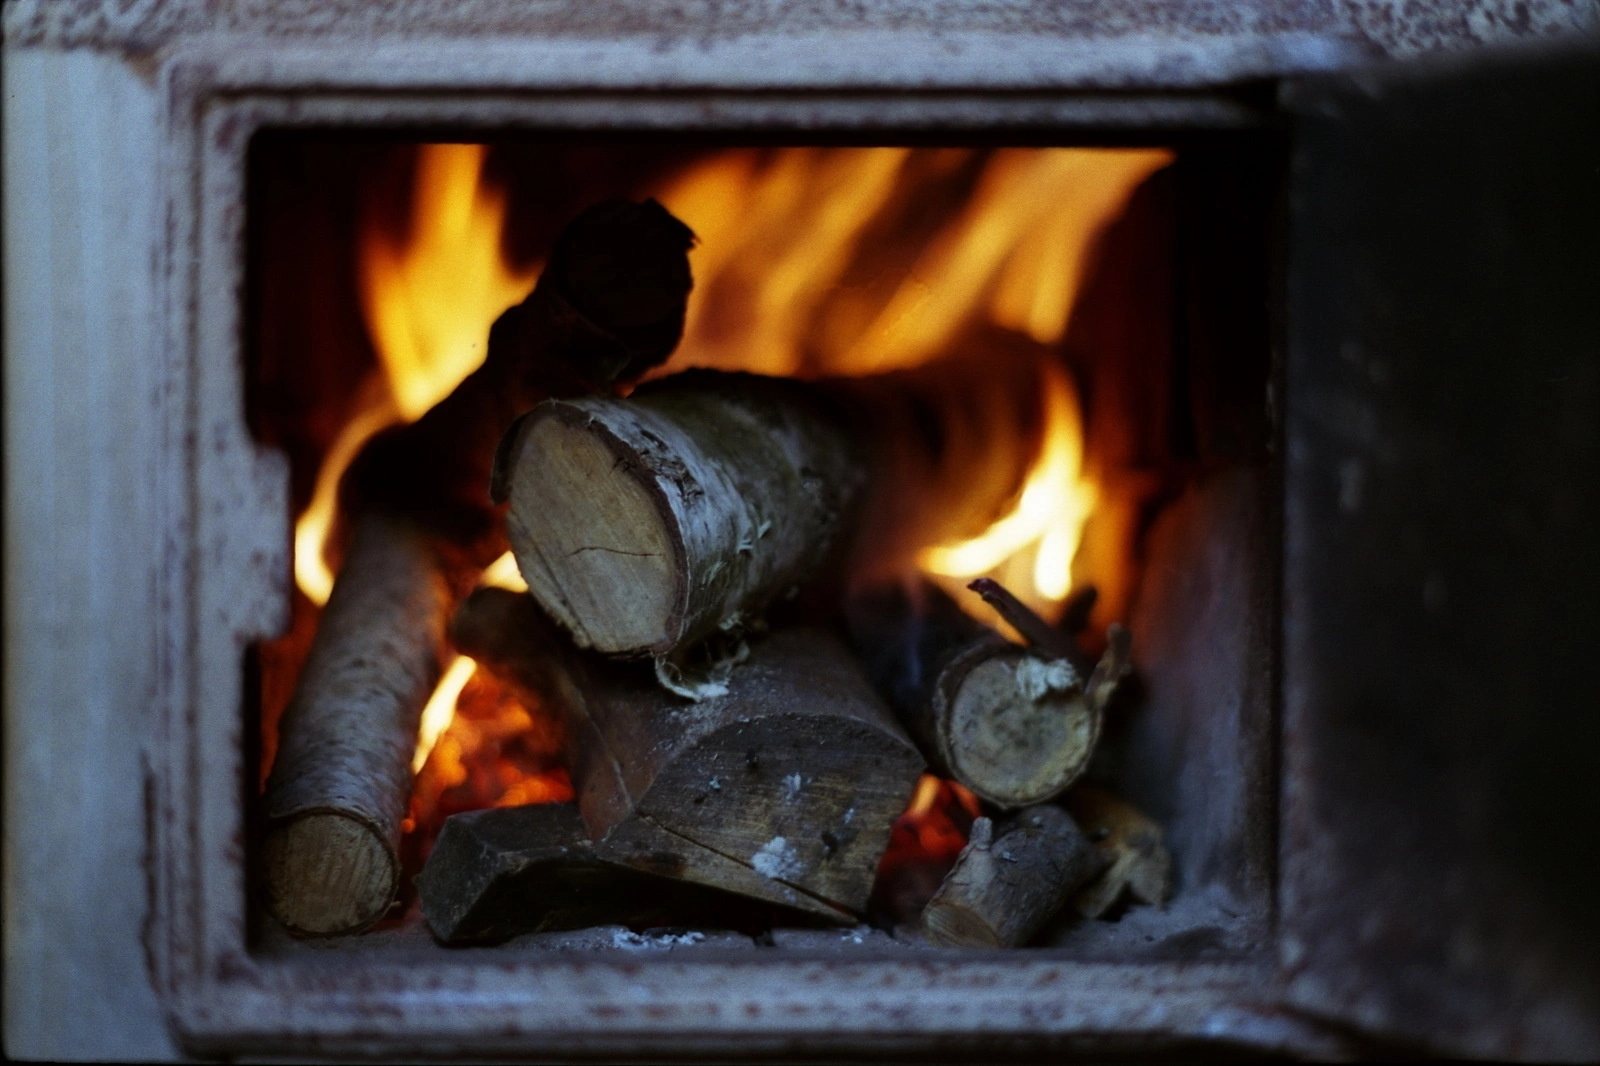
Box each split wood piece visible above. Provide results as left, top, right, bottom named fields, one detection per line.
left=846, top=580, right=1099, bottom=809
left=451, top=588, right=925, bottom=921
left=262, top=200, right=696, bottom=938
left=1064, top=784, right=1172, bottom=919
left=417, top=803, right=778, bottom=945
left=262, top=515, right=450, bottom=936
left=495, top=342, right=1053, bottom=660
left=922, top=806, right=1107, bottom=948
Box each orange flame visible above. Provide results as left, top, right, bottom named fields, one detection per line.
left=293, top=144, right=538, bottom=607
left=653, top=147, right=1170, bottom=609
left=301, top=146, right=1173, bottom=866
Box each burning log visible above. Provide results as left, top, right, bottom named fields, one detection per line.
left=262, top=200, right=696, bottom=937
left=1064, top=784, right=1173, bottom=919
left=494, top=343, right=1052, bottom=660
left=922, top=806, right=1106, bottom=948
left=846, top=579, right=1130, bottom=809
left=417, top=803, right=770, bottom=945
left=451, top=588, right=925, bottom=921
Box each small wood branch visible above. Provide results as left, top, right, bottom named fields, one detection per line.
left=922, top=806, right=1107, bottom=947
left=846, top=580, right=1100, bottom=809
left=416, top=803, right=776, bottom=945
left=967, top=577, right=1079, bottom=663
left=496, top=342, right=1055, bottom=659
left=1065, top=784, right=1172, bottom=919
left=452, top=588, right=925, bottom=921
left=261, top=200, right=695, bottom=937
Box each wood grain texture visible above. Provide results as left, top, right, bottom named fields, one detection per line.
left=923, top=806, right=1106, bottom=947
left=501, top=344, right=1055, bottom=660
left=452, top=589, right=925, bottom=919
left=262, top=515, right=450, bottom=934
left=417, top=803, right=774, bottom=944
left=500, top=370, right=863, bottom=658
left=847, top=581, right=1098, bottom=808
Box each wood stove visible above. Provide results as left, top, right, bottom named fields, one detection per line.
left=6, top=2, right=1598, bottom=1060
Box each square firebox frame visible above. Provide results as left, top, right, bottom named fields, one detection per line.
left=146, top=30, right=1309, bottom=1058
left=169, top=78, right=1295, bottom=1062
left=11, top=3, right=1597, bottom=1056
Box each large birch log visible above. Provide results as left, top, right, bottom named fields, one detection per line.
left=451, top=588, right=925, bottom=921
left=495, top=342, right=1054, bottom=659
left=261, top=200, right=695, bottom=937
left=922, top=806, right=1106, bottom=948
left=846, top=580, right=1113, bottom=809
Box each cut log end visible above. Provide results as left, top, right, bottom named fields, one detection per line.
left=922, top=805, right=1106, bottom=948
left=944, top=651, right=1096, bottom=809
left=262, top=813, right=397, bottom=936
left=504, top=410, right=681, bottom=653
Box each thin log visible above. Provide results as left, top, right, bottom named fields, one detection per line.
left=451, top=588, right=925, bottom=922
left=922, top=806, right=1107, bottom=948
left=845, top=580, right=1099, bottom=809
left=416, top=803, right=776, bottom=945
left=262, top=515, right=450, bottom=935
left=262, top=200, right=696, bottom=937
left=1065, top=784, right=1172, bottom=919
left=495, top=342, right=1054, bottom=659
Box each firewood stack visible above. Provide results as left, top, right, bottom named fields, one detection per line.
left=264, top=199, right=1172, bottom=946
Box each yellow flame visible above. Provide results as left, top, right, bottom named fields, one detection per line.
left=361, top=144, right=539, bottom=421
left=479, top=550, right=527, bottom=592
left=413, top=655, right=476, bottom=774
left=292, top=144, right=537, bottom=607
left=408, top=552, right=528, bottom=771
left=653, top=147, right=1166, bottom=606
left=906, top=774, right=943, bottom=820
left=920, top=362, right=1096, bottom=603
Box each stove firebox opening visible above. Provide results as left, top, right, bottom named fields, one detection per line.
left=245, top=137, right=1277, bottom=958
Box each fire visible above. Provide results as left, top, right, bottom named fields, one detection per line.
left=293, top=144, right=538, bottom=606
left=409, top=550, right=528, bottom=773
left=919, top=360, right=1095, bottom=605
left=654, top=147, right=1169, bottom=609
left=287, top=144, right=1173, bottom=866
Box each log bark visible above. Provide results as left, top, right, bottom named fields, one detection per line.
left=261, top=199, right=696, bottom=937
left=1064, top=784, right=1172, bottom=919
left=416, top=803, right=777, bottom=945
left=846, top=580, right=1101, bottom=809
left=922, top=806, right=1107, bottom=947
left=495, top=342, right=1054, bottom=659
left=451, top=588, right=925, bottom=921
left=262, top=515, right=450, bottom=935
